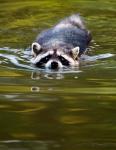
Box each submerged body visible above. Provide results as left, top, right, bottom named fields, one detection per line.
left=31, top=14, right=91, bottom=69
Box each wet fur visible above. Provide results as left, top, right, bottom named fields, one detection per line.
left=31, top=14, right=92, bottom=68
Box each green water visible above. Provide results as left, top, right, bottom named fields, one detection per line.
left=0, top=0, right=116, bottom=150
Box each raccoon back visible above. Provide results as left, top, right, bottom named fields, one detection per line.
left=36, top=14, right=91, bottom=55
left=55, top=14, right=85, bottom=30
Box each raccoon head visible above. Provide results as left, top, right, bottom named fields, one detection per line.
left=31, top=42, right=80, bottom=69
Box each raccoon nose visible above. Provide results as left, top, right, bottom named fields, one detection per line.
left=51, top=61, right=58, bottom=69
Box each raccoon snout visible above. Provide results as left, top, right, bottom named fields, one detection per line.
left=51, top=61, right=58, bottom=69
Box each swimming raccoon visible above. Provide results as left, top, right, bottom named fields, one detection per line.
left=31, top=14, right=91, bottom=69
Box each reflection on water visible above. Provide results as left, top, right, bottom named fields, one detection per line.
left=0, top=140, right=60, bottom=150
left=0, top=0, right=116, bottom=150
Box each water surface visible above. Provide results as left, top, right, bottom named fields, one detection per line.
left=0, top=0, right=116, bottom=150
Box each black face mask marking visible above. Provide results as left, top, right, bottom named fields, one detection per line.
left=58, top=56, right=69, bottom=66
left=35, top=55, right=52, bottom=68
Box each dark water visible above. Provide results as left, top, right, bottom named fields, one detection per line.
left=0, top=0, right=116, bottom=150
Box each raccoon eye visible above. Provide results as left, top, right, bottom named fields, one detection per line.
left=45, top=56, right=50, bottom=61
left=40, top=55, right=52, bottom=64
left=58, top=56, right=69, bottom=66
left=35, top=55, right=52, bottom=68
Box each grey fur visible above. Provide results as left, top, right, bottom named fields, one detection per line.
left=31, top=14, right=92, bottom=69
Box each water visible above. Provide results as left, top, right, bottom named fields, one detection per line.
left=0, top=0, right=116, bottom=149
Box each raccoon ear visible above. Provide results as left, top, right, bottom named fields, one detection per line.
left=72, top=46, right=80, bottom=60
left=31, top=42, right=41, bottom=56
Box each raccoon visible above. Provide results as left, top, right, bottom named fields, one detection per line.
left=31, top=14, right=91, bottom=69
